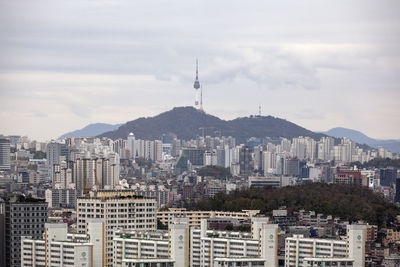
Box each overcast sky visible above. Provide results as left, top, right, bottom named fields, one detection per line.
left=0, top=0, right=399, bottom=141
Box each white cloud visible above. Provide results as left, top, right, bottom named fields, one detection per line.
left=0, top=0, right=399, bottom=140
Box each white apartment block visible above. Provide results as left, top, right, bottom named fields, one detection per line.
left=112, top=218, right=189, bottom=267
left=20, top=223, right=99, bottom=267
left=285, top=224, right=366, bottom=267
left=190, top=217, right=278, bottom=267
left=157, top=208, right=259, bottom=227
left=77, top=191, right=157, bottom=267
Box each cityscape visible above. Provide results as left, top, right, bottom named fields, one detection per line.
left=1, top=1, right=400, bottom=267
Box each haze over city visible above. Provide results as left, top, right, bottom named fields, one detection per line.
left=0, top=1, right=399, bottom=141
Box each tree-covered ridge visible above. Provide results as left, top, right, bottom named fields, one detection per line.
left=197, top=165, right=231, bottom=179
left=352, top=158, right=400, bottom=169
left=195, top=183, right=399, bottom=228
left=99, top=106, right=328, bottom=143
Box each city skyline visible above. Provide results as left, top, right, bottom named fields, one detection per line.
left=1, top=0, right=399, bottom=141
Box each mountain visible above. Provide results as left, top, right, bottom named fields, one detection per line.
left=58, top=123, right=122, bottom=140
left=99, top=106, right=327, bottom=143
left=323, top=127, right=400, bottom=153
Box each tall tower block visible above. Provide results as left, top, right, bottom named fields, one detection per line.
left=193, top=59, right=201, bottom=109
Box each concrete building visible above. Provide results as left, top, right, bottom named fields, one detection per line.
left=76, top=190, right=157, bottom=267
left=157, top=208, right=259, bottom=227
left=285, top=224, right=366, bottom=267
left=131, top=184, right=170, bottom=207
left=46, top=141, right=68, bottom=179
left=45, top=188, right=77, bottom=208
left=190, top=217, right=278, bottom=267
left=112, top=218, right=189, bottom=267
left=0, top=138, right=11, bottom=170
left=20, top=222, right=101, bottom=267
left=0, top=196, right=48, bottom=267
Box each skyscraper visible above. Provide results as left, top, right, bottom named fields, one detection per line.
left=0, top=138, right=10, bottom=170
left=46, top=141, right=68, bottom=179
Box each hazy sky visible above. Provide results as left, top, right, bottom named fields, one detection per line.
left=0, top=0, right=399, bottom=141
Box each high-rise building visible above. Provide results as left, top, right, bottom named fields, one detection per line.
left=182, top=148, right=205, bottom=167
left=0, top=195, right=48, bottom=267
left=380, top=168, right=398, bottom=187
left=284, top=158, right=299, bottom=176
left=74, top=153, right=120, bottom=195
left=76, top=190, right=157, bottom=267
left=396, top=178, right=400, bottom=203
left=46, top=141, right=68, bottom=179
left=0, top=138, right=11, bottom=170
left=239, top=146, right=253, bottom=176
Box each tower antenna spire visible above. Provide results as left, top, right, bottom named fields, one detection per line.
left=200, top=84, right=203, bottom=111
left=196, top=59, right=199, bottom=80
left=193, top=59, right=201, bottom=109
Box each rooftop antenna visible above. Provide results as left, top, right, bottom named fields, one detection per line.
left=259, top=104, right=261, bottom=116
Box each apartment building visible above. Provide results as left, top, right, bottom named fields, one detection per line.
left=76, top=190, right=157, bottom=267
left=190, top=217, right=278, bottom=267
left=112, top=218, right=189, bottom=267
left=0, top=196, right=48, bottom=267
left=285, top=224, right=366, bottom=267
left=20, top=222, right=100, bottom=267
left=158, top=208, right=259, bottom=227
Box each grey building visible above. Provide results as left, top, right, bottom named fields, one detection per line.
left=239, top=146, right=253, bottom=176
left=0, top=195, right=48, bottom=267
left=0, top=138, right=11, bottom=170
left=182, top=147, right=205, bottom=166
left=284, top=158, right=300, bottom=176
left=46, top=141, right=68, bottom=180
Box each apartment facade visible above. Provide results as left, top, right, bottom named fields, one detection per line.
left=1, top=197, right=48, bottom=267
left=285, top=224, right=366, bottom=267
left=76, top=191, right=157, bottom=267
left=112, top=218, right=189, bottom=267
left=190, top=217, right=278, bottom=267
left=20, top=223, right=97, bottom=267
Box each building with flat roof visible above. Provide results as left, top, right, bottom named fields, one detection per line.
left=0, top=196, right=48, bottom=267
left=285, top=224, right=366, bottom=267
left=113, top=218, right=189, bottom=267
left=157, top=208, right=259, bottom=227
left=190, top=217, right=278, bottom=267
left=77, top=190, right=157, bottom=267
left=20, top=222, right=103, bottom=267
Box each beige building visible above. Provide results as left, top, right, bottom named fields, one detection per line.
left=77, top=190, right=157, bottom=267
left=21, top=223, right=98, bottom=267
left=157, top=208, right=259, bottom=227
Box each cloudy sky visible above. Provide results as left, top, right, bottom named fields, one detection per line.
left=0, top=0, right=399, bottom=141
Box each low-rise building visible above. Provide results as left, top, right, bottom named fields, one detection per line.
left=157, top=208, right=259, bottom=227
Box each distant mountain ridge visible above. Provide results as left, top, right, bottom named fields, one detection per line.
left=323, top=127, right=400, bottom=153
left=98, top=106, right=328, bottom=143
left=58, top=123, right=121, bottom=140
